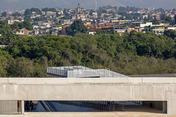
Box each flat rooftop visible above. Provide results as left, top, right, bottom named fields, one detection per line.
left=47, top=66, right=129, bottom=78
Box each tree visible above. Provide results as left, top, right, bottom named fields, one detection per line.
left=165, top=16, right=172, bottom=23
left=6, top=57, right=34, bottom=77
left=30, top=8, right=42, bottom=15
left=160, top=14, right=166, bottom=20
left=11, top=21, right=33, bottom=31
left=174, top=15, right=176, bottom=24
left=42, top=8, right=56, bottom=12
left=25, top=8, right=42, bottom=16
left=164, top=30, right=176, bottom=39
left=24, top=9, right=31, bottom=16
left=2, top=12, right=7, bottom=17
left=23, top=21, right=33, bottom=30
left=151, top=19, right=160, bottom=24
left=24, top=16, right=32, bottom=22
left=0, top=56, right=8, bottom=76
left=10, top=22, right=20, bottom=32
left=12, top=12, right=21, bottom=17
left=66, top=20, right=87, bottom=35
left=0, top=21, right=15, bottom=44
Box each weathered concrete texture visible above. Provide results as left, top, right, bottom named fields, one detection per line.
left=0, top=100, right=24, bottom=114
left=0, top=101, right=17, bottom=114
left=0, top=78, right=176, bottom=115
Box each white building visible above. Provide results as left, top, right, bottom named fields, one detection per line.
left=140, top=22, right=153, bottom=28
left=167, top=26, right=176, bottom=31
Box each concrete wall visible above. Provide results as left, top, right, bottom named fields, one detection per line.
left=0, top=78, right=176, bottom=114
left=0, top=101, right=17, bottom=113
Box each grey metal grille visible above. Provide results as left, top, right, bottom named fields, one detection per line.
left=47, top=66, right=129, bottom=78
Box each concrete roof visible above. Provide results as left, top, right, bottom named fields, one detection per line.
left=47, top=66, right=129, bottom=78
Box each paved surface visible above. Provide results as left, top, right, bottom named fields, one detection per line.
left=0, top=112, right=172, bottom=117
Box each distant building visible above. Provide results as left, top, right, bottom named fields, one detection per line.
left=114, top=26, right=127, bottom=35
left=127, top=27, right=139, bottom=34
left=166, top=26, right=176, bottom=31
left=76, top=3, right=81, bottom=14
left=16, top=28, right=29, bottom=35
left=132, top=22, right=142, bottom=27
left=151, top=26, right=165, bottom=35
left=87, top=28, right=102, bottom=35
left=47, top=66, right=129, bottom=78
left=140, top=22, right=153, bottom=28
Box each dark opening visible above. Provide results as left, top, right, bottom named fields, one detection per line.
left=24, top=101, right=167, bottom=114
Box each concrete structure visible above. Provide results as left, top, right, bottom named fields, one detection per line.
left=151, top=26, right=165, bottom=35
left=167, top=26, right=176, bottom=31
left=47, top=66, right=128, bottom=78
left=114, top=26, right=127, bottom=35
left=16, top=28, right=29, bottom=35
left=0, top=78, right=176, bottom=115
left=140, top=22, right=153, bottom=28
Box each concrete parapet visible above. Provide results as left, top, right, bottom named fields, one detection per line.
left=0, top=78, right=176, bottom=114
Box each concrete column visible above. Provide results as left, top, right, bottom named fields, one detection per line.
left=167, top=99, right=176, bottom=114
left=21, top=101, right=24, bottom=114
left=167, top=91, right=176, bottom=115
left=162, top=101, right=167, bottom=113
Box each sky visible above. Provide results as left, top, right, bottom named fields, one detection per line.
left=0, top=0, right=176, bottom=12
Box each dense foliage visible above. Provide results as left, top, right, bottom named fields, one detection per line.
left=42, top=8, right=57, bottom=12
left=66, top=20, right=87, bottom=36
left=0, top=21, right=15, bottom=45
left=11, top=21, right=33, bottom=31
left=0, top=22, right=176, bottom=77
left=24, top=8, right=42, bottom=16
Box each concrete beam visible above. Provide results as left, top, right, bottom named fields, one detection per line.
left=0, top=78, right=175, bottom=114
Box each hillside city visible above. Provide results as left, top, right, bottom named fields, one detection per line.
left=0, top=2, right=176, bottom=116
left=0, top=4, right=175, bottom=77
left=1, top=4, right=176, bottom=36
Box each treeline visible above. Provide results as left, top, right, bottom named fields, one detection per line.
left=0, top=22, right=176, bottom=77
left=11, top=21, right=33, bottom=31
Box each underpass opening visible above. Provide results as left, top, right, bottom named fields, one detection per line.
left=24, top=101, right=166, bottom=114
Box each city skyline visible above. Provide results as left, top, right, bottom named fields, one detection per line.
left=1, top=0, right=176, bottom=12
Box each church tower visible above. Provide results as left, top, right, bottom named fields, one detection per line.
left=77, top=3, right=81, bottom=14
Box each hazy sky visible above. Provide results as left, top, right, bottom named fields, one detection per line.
left=0, top=0, right=176, bottom=12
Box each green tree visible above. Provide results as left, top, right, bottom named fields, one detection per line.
left=10, top=22, right=20, bottom=32
left=23, top=21, right=33, bottom=30
left=164, top=30, right=176, bottom=39
left=2, top=12, right=7, bottom=17
left=42, top=8, right=56, bottom=12
left=165, top=16, right=172, bottom=23
left=24, top=16, right=32, bottom=22
left=151, top=19, right=160, bottom=24
left=66, top=20, right=87, bottom=35
left=6, top=57, right=34, bottom=77
left=174, top=15, right=176, bottom=24
left=0, top=21, right=15, bottom=44
left=24, top=9, right=31, bottom=16
left=0, top=56, right=8, bottom=76
left=11, top=21, right=33, bottom=31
